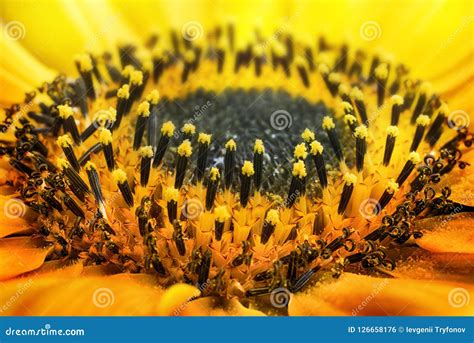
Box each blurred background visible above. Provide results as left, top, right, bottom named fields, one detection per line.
left=0, top=0, right=473, bottom=118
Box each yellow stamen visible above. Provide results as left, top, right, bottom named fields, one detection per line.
left=265, top=209, right=279, bottom=225
left=117, top=85, right=130, bottom=99
left=164, top=187, right=179, bottom=202
left=301, top=128, right=315, bottom=143
left=292, top=160, right=307, bottom=178
left=343, top=172, right=357, bottom=186
left=140, top=146, right=154, bottom=158
left=99, top=128, right=113, bottom=145
left=57, top=104, right=73, bottom=119
left=161, top=121, right=175, bottom=137
left=198, top=133, right=211, bottom=145
left=294, top=143, right=308, bottom=160
left=112, top=169, right=128, bottom=184
left=214, top=206, right=230, bottom=223
left=386, top=125, right=400, bottom=137
left=146, top=89, right=160, bottom=105
left=56, top=134, right=73, bottom=148
left=322, top=116, right=335, bottom=130
left=177, top=140, right=193, bottom=157
left=416, top=114, right=431, bottom=127
left=310, top=140, right=324, bottom=155
left=241, top=161, right=255, bottom=177
left=137, top=101, right=151, bottom=117
left=354, top=125, right=368, bottom=139
left=225, top=139, right=236, bottom=151
left=253, top=139, right=265, bottom=154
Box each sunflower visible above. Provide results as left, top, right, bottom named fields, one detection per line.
left=0, top=0, right=473, bottom=317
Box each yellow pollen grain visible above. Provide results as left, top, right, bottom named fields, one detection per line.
left=161, top=121, right=175, bottom=137
left=198, top=133, right=211, bottom=145
left=184, top=49, right=195, bottom=63
left=121, top=65, right=135, bottom=77
left=375, top=63, right=388, bottom=79
left=344, top=114, right=357, bottom=125
left=253, top=139, right=265, bottom=154
left=343, top=172, right=357, bottom=186
left=408, top=151, right=422, bottom=164
left=225, top=139, right=236, bottom=151
left=210, top=167, right=220, bottom=181
left=350, top=87, right=364, bottom=101
left=99, top=128, right=113, bottom=145
left=294, top=143, right=308, bottom=160
left=140, top=146, right=154, bottom=158
left=75, top=54, right=93, bottom=72
left=341, top=101, right=353, bottom=113
left=56, top=134, right=73, bottom=147
left=310, top=140, right=324, bottom=155
left=182, top=123, right=196, bottom=135
left=164, top=187, right=179, bottom=202
left=57, top=104, right=73, bottom=119
left=354, top=125, right=368, bottom=139
left=338, top=84, right=350, bottom=96
left=142, top=59, right=153, bottom=72
left=386, top=179, right=399, bottom=194
left=294, top=56, right=306, bottom=67
left=105, top=107, right=117, bottom=122
left=178, top=140, right=193, bottom=157
left=390, top=95, right=404, bottom=106
left=301, top=128, right=315, bottom=143
left=386, top=125, right=400, bottom=137
left=253, top=45, right=265, bottom=57
left=328, top=72, right=341, bottom=83
left=146, top=89, right=160, bottom=105
left=265, top=209, right=279, bottom=225
left=420, top=82, right=432, bottom=94
left=117, top=85, right=130, bottom=99
left=214, top=205, right=230, bottom=223
left=84, top=161, right=97, bottom=171
left=322, top=116, right=335, bottom=130
left=292, top=160, right=307, bottom=179
left=241, top=161, right=255, bottom=176
left=318, top=63, right=329, bottom=75
left=438, top=103, right=449, bottom=116
left=416, top=115, right=431, bottom=127
left=130, top=70, right=143, bottom=85
left=272, top=42, right=286, bottom=57
left=56, top=158, right=70, bottom=170
left=112, top=169, right=128, bottom=184
left=137, top=101, right=151, bottom=117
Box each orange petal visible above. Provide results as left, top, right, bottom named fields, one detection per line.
left=0, top=273, right=164, bottom=315
left=288, top=273, right=474, bottom=316
left=0, top=196, right=34, bottom=238
left=157, top=283, right=201, bottom=315
left=181, top=297, right=266, bottom=316
left=0, top=237, right=52, bottom=281
left=415, top=213, right=474, bottom=254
